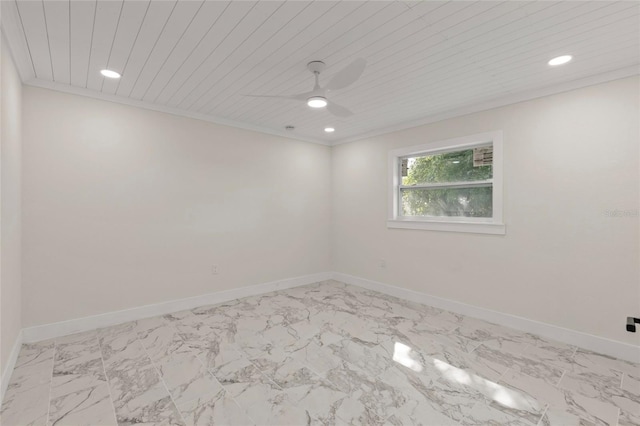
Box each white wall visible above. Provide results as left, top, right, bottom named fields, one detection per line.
left=332, top=76, right=640, bottom=346
left=1, top=39, right=23, bottom=374
left=17, top=73, right=640, bottom=349
left=22, top=86, right=331, bottom=327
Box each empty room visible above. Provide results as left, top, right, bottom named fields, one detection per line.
left=0, top=1, right=639, bottom=425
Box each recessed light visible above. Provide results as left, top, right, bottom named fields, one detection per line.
left=324, top=127, right=335, bottom=133
left=100, top=69, right=121, bottom=79
left=307, top=96, right=327, bottom=108
left=548, top=55, right=572, bottom=66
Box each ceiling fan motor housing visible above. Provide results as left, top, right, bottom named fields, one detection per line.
left=307, top=61, right=326, bottom=73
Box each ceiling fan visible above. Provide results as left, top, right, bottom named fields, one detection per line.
left=244, top=58, right=366, bottom=117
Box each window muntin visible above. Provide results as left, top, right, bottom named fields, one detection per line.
left=399, top=146, right=493, bottom=219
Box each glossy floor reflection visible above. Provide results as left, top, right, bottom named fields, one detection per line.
left=2, top=280, right=639, bottom=425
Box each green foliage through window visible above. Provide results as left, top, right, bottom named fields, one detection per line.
left=401, top=148, right=493, bottom=218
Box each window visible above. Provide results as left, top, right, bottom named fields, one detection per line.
left=388, top=131, right=504, bottom=234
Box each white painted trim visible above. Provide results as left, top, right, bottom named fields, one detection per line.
left=336, top=66, right=640, bottom=146
left=388, top=131, right=504, bottom=234
left=1, top=330, right=23, bottom=402
left=22, top=79, right=330, bottom=147
left=16, top=272, right=639, bottom=365
left=332, top=272, right=640, bottom=364
left=22, top=272, right=332, bottom=343
left=16, top=68, right=638, bottom=149
left=387, top=220, right=505, bottom=235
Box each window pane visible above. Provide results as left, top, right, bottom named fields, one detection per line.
left=401, top=147, right=492, bottom=186
left=401, top=186, right=492, bottom=218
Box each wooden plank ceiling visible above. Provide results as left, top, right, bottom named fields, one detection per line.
left=2, top=1, right=639, bottom=144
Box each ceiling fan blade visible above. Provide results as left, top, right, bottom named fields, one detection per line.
left=243, top=94, right=298, bottom=100
left=291, top=91, right=316, bottom=101
left=325, top=58, right=366, bottom=91
left=327, top=102, right=353, bottom=117
left=243, top=91, right=315, bottom=101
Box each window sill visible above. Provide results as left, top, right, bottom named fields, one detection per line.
left=387, top=219, right=506, bottom=235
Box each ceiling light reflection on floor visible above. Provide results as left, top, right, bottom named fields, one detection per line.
left=393, top=342, right=424, bottom=372
left=392, top=343, right=538, bottom=413
left=432, top=358, right=529, bottom=410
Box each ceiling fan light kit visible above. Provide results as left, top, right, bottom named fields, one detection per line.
left=307, top=96, right=328, bottom=108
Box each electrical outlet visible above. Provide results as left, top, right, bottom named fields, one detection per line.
left=379, top=259, right=386, bottom=269
left=212, top=265, right=219, bottom=275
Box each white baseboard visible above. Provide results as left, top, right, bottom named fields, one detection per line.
left=22, top=272, right=332, bottom=343
left=18, top=271, right=639, bottom=364
left=1, top=330, right=23, bottom=401
left=333, top=272, right=640, bottom=364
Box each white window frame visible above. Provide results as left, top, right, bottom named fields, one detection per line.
left=387, top=131, right=505, bottom=235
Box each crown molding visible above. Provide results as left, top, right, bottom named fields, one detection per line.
left=18, top=66, right=640, bottom=148
left=23, top=79, right=331, bottom=147
left=334, top=66, right=640, bottom=146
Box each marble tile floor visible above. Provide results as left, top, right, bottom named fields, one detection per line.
left=1, top=280, right=639, bottom=425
